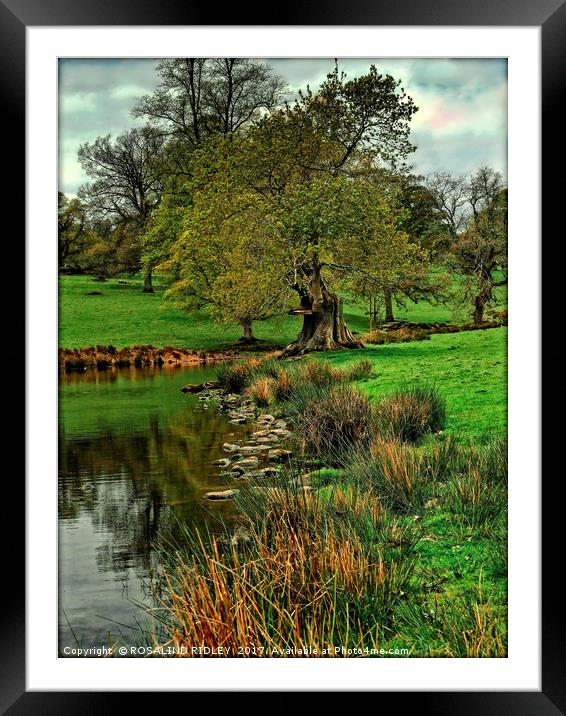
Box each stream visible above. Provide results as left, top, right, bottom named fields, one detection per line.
left=58, top=364, right=253, bottom=651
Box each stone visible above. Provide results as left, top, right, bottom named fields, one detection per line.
left=222, top=443, right=241, bottom=452
left=258, top=466, right=279, bottom=477
left=232, top=456, right=260, bottom=470
left=269, top=429, right=292, bottom=438
left=257, top=414, right=275, bottom=423
left=229, top=418, right=246, bottom=425
left=239, top=446, right=262, bottom=455
left=252, top=429, right=270, bottom=438
left=273, top=419, right=287, bottom=429
left=212, top=458, right=231, bottom=467
left=181, top=383, right=206, bottom=394
left=203, top=489, right=239, bottom=501
left=256, top=436, right=275, bottom=444
left=267, top=448, right=293, bottom=462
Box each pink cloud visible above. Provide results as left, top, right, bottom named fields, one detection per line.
left=428, top=107, right=465, bottom=129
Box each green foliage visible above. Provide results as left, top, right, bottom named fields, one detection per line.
left=156, top=64, right=423, bottom=344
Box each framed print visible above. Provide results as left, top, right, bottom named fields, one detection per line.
left=11, top=0, right=555, bottom=710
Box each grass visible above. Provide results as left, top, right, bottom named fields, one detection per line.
left=59, top=272, right=507, bottom=656
left=58, top=273, right=506, bottom=351
left=321, top=329, right=506, bottom=444
left=149, top=438, right=507, bottom=657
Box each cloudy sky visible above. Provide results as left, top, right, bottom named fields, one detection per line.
left=59, top=58, right=507, bottom=196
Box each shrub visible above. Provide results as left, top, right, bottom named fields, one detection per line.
left=294, top=385, right=376, bottom=463
left=376, top=384, right=446, bottom=444
left=348, top=437, right=435, bottom=511
left=345, top=359, right=374, bottom=381
left=363, top=327, right=431, bottom=345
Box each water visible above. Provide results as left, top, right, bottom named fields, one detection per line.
left=58, top=364, right=251, bottom=651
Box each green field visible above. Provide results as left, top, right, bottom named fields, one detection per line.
left=59, top=273, right=505, bottom=351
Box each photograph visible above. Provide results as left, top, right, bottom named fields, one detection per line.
left=57, top=56, right=510, bottom=659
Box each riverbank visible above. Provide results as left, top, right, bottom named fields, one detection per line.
left=150, top=356, right=507, bottom=657
left=59, top=343, right=277, bottom=372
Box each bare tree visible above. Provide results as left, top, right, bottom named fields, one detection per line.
left=425, top=171, right=469, bottom=236
left=132, top=58, right=287, bottom=150
left=454, top=167, right=507, bottom=323
left=78, top=126, right=168, bottom=292
left=428, top=167, right=507, bottom=323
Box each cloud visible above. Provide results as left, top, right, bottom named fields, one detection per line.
left=58, top=57, right=507, bottom=195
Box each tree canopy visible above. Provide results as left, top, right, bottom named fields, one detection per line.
left=159, top=65, right=425, bottom=352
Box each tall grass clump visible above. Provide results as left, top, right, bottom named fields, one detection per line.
left=347, top=438, right=436, bottom=512
left=153, top=482, right=416, bottom=656
left=296, top=359, right=342, bottom=386
left=293, top=385, right=376, bottom=464
left=376, top=383, right=446, bottom=444
left=345, top=359, right=374, bottom=381
left=247, top=377, right=276, bottom=407
left=443, top=440, right=507, bottom=530
left=215, top=359, right=260, bottom=393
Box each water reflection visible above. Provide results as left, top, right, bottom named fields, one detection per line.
left=58, top=364, right=248, bottom=650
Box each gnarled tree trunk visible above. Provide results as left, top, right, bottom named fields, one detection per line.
left=281, top=259, right=363, bottom=357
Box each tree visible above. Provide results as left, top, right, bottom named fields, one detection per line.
left=427, top=167, right=507, bottom=324
left=78, top=126, right=168, bottom=292
left=163, top=65, right=418, bottom=354
left=58, top=192, right=93, bottom=270
left=161, top=166, right=290, bottom=340
left=246, top=65, right=417, bottom=355
left=451, top=168, right=507, bottom=323
left=132, top=59, right=286, bottom=152
left=373, top=174, right=450, bottom=323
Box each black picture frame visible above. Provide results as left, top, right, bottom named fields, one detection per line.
left=11, top=0, right=553, bottom=710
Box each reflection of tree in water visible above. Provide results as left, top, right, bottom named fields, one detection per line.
left=59, top=403, right=246, bottom=576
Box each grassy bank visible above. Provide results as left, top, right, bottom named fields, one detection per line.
left=151, top=365, right=507, bottom=657
left=60, top=274, right=507, bottom=656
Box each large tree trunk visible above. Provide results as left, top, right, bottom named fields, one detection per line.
left=142, top=268, right=154, bottom=294
left=281, top=260, right=363, bottom=357
left=384, top=288, right=395, bottom=323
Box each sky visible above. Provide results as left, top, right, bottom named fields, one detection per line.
left=59, top=58, right=507, bottom=196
